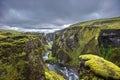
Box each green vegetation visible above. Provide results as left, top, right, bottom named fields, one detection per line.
left=0, top=59, right=27, bottom=80
left=0, top=30, right=46, bottom=80
left=52, top=16, right=120, bottom=66
left=70, top=17, right=120, bottom=29
left=0, top=30, right=67, bottom=80
left=79, top=54, right=120, bottom=79
left=44, top=44, right=52, bottom=51
left=45, top=71, right=65, bottom=80
left=48, top=52, right=58, bottom=63
left=99, top=45, right=112, bottom=59
left=0, top=16, right=120, bottom=80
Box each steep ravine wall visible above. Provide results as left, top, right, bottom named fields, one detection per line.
left=52, top=26, right=101, bottom=66
left=0, top=31, right=65, bottom=80
left=51, top=17, right=120, bottom=66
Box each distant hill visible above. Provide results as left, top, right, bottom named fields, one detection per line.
left=70, top=16, right=120, bottom=29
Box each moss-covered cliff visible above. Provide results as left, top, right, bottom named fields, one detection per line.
left=51, top=17, right=120, bottom=66
left=0, top=16, right=120, bottom=80
left=0, top=30, right=65, bottom=80
left=0, top=30, right=46, bottom=80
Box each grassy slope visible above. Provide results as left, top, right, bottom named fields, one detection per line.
left=70, top=17, right=120, bottom=29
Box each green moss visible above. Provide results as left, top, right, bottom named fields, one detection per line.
left=0, top=59, right=27, bottom=80
left=0, top=30, right=22, bottom=36
left=0, top=30, right=47, bottom=80
left=0, top=35, right=7, bottom=40
left=18, top=52, right=27, bottom=57
left=52, top=16, right=120, bottom=67
left=79, top=54, right=120, bottom=79
left=48, top=52, right=58, bottom=63
left=44, top=44, right=52, bottom=51
left=70, top=17, right=120, bottom=29
left=109, top=48, right=120, bottom=65
left=45, top=70, right=65, bottom=80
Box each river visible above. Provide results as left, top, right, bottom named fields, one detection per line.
left=42, top=40, right=79, bottom=80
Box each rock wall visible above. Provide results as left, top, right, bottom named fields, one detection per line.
left=0, top=31, right=46, bottom=80
left=51, top=17, right=120, bottom=66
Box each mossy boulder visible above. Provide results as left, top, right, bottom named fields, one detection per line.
left=79, top=54, right=120, bottom=79
left=45, top=70, right=65, bottom=80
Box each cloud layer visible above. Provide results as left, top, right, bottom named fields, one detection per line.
left=0, top=0, right=120, bottom=32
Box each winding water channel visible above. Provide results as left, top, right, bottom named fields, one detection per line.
left=42, top=40, right=79, bottom=80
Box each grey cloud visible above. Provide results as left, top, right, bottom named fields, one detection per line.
left=0, top=0, right=120, bottom=31
left=0, top=0, right=4, bottom=17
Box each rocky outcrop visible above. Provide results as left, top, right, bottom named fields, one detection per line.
left=98, top=29, right=120, bottom=48
left=0, top=30, right=66, bottom=80
left=45, top=70, right=65, bottom=80
left=79, top=54, right=120, bottom=80
left=24, top=38, right=46, bottom=80
left=0, top=30, right=46, bottom=80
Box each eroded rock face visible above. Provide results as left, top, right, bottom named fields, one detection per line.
left=79, top=54, right=120, bottom=80
left=98, top=29, right=120, bottom=64
left=52, top=26, right=101, bottom=66
left=98, top=29, right=120, bottom=48
left=51, top=17, right=120, bottom=66
left=0, top=31, right=46, bottom=80
left=25, top=38, right=46, bottom=80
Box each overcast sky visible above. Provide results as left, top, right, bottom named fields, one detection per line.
left=0, top=0, right=120, bottom=32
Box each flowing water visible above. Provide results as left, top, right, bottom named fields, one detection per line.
left=43, top=51, right=79, bottom=80
left=42, top=37, right=79, bottom=80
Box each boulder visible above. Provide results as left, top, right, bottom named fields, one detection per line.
left=79, top=54, right=120, bottom=79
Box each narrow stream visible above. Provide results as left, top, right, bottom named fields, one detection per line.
left=43, top=48, right=79, bottom=80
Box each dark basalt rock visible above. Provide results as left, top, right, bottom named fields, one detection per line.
left=98, top=29, right=120, bottom=48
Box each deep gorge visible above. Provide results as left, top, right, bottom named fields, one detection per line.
left=0, top=17, right=120, bottom=80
